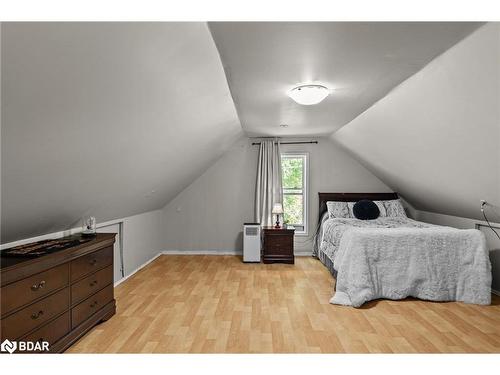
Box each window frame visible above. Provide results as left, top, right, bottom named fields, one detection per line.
left=281, top=152, right=309, bottom=236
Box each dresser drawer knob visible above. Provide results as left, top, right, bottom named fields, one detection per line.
left=31, top=280, right=46, bottom=291
left=31, top=310, right=44, bottom=320
left=89, top=259, right=97, bottom=266
left=89, top=280, right=98, bottom=287
left=90, top=301, right=99, bottom=308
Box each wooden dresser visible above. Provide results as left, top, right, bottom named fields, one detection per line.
left=0, top=233, right=116, bottom=353
left=262, top=227, right=295, bottom=264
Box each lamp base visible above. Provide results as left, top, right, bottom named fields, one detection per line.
left=274, top=214, right=281, bottom=229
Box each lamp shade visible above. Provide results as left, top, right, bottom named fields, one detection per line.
left=272, top=203, right=284, bottom=214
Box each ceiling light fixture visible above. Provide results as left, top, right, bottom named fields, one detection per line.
left=288, top=84, right=329, bottom=106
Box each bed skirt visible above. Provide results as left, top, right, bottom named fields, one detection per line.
left=317, top=250, right=337, bottom=279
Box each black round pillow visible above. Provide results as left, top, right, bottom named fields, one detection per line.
left=353, top=200, right=380, bottom=220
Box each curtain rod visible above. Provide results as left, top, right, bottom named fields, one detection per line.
left=251, top=141, right=318, bottom=146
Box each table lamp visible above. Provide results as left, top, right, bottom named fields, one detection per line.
left=272, top=203, right=284, bottom=229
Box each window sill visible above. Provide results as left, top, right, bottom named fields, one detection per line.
left=293, top=232, right=309, bottom=237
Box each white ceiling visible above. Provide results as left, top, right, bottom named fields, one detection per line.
left=1, top=22, right=242, bottom=243
left=209, top=22, right=482, bottom=137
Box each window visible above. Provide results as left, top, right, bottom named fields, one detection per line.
left=281, top=153, right=308, bottom=235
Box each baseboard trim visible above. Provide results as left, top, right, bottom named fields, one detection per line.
left=161, top=249, right=242, bottom=256
left=114, top=252, right=162, bottom=287
left=161, top=249, right=313, bottom=257
left=295, top=251, right=313, bottom=257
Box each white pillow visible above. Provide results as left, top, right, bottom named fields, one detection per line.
left=347, top=202, right=355, bottom=218
left=383, top=199, right=407, bottom=217
left=326, top=201, right=350, bottom=218
left=347, top=201, right=387, bottom=218
left=373, top=201, right=388, bottom=217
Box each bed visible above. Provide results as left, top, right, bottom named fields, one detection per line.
left=314, top=192, right=492, bottom=307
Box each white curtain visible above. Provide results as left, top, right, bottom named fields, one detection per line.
left=255, top=140, right=283, bottom=227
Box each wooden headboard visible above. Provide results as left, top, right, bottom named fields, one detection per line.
left=318, top=192, right=399, bottom=223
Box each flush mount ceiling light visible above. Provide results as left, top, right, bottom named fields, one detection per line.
left=288, top=84, right=329, bottom=105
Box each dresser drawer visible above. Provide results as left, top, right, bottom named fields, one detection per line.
left=71, top=246, right=113, bottom=281
left=1, top=263, right=69, bottom=316
left=1, top=287, right=69, bottom=339
left=71, top=264, right=113, bottom=305
left=72, top=284, right=113, bottom=328
left=21, top=312, right=70, bottom=352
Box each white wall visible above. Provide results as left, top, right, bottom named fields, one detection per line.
left=0, top=209, right=163, bottom=284
left=96, top=223, right=122, bottom=282
left=416, top=209, right=500, bottom=294
left=160, top=136, right=257, bottom=253
left=120, top=210, right=163, bottom=279
left=331, top=23, right=500, bottom=222
left=161, top=136, right=391, bottom=254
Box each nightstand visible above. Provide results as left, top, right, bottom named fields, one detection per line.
left=262, top=226, right=295, bottom=264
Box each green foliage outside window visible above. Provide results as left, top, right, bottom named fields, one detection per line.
left=281, top=156, right=304, bottom=226
left=282, top=157, right=303, bottom=189
left=283, top=194, right=303, bottom=225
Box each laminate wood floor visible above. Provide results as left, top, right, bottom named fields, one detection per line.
left=67, top=255, right=500, bottom=353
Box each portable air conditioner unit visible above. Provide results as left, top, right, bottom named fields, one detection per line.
left=243, top=223, right=261, bottom=262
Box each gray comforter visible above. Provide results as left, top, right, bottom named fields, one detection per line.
left=319, top=218, right=492, bottom=307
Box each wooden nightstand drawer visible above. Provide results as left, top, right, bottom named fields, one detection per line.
left=265, top=235, right=293, bottom=255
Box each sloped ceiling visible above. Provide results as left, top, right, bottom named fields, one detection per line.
left=1, top=22, right=242, bottom=243
left=209, top=22, right=482, bottom=137
left=331, top=23, right=500, bottom=221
